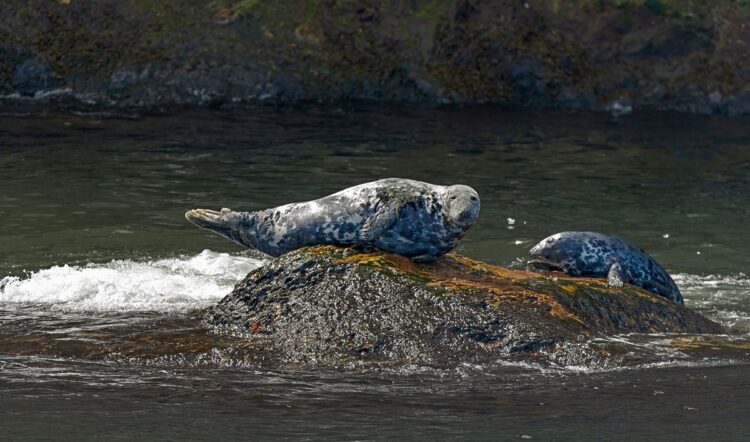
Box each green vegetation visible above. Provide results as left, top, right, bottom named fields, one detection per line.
left=2, top=0, right=750, bottom=113
left=415, top=0, right=451, bottom=26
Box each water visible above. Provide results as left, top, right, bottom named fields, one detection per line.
left=0, top=250, right=262, bottom=311
left=1, top=106, right=750, bottom=440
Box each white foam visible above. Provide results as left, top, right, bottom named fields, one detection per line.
left=0, top=250, right=265, bottom=312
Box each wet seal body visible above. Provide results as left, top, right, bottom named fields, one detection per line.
left=528, top=231, right=683, bottom=304
left=185, top=178, right=480, bottom=262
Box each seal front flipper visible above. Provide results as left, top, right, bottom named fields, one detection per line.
left=358, top=204, right=398, bottom=242
left=606, top=262, right=630, bottom=288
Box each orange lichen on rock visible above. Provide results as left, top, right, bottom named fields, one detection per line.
left=333, top=248, right=428, bottom=280
left=274, top=246, right=714, bottom=334
left=328, top=247, right=601, bottom=325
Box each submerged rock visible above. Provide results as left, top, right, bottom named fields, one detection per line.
left=205, top=246, right=722, bottom=368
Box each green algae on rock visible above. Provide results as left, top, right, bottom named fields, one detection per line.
left=204, top=246, right=723, bottom=368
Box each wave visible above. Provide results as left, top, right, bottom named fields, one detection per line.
left=0, top=250, right=265, bottom=312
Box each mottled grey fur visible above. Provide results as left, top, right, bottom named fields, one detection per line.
left=186, top=178, right=480, bottom=262
left=528, top=231, right=683, bottom=304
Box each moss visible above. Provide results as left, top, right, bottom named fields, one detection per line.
left=559, top=284, right=580, bottom=295
left=232, top=0, right=261, bottom=16
left=335, top=249, right=431, bottom=282
left=415, top=0, right=451, bottom=27
left=643, top=0, right=666, bottom=14
left=317, top=245, right=666, bottom=311
left=321, top=246, right=629, bottom=325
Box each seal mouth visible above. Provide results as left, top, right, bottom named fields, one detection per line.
left=527, top=257, right=565, bottom=272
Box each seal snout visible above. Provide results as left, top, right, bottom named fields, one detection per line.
left=457, top=205, right=478, bottom=225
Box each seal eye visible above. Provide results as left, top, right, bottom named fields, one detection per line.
left=470, top=196, right=477, bottom=201
left=450, top=196, right=457, bottom=201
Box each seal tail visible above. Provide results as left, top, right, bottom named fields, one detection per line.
left=185, top=208, right=232, bottom=229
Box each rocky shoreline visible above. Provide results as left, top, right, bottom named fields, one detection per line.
left=2, top=1, right=750, bottom=115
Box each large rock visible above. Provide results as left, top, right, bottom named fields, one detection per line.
left=205, top=246, right=722, bottom=367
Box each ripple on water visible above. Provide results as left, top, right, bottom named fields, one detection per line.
left=676, top=273, right=750, bottom=332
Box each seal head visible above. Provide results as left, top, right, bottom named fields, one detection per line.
left=443, top=184, right=481, bottom=231
left=529, top=231, right=683, bottom=304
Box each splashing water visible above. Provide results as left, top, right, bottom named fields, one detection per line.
left=0, top=250, right=265, bottom=312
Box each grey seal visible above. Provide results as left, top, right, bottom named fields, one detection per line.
left=185, top=178, right=480, bottom=262
left=528, top=231, right=683, bottom=304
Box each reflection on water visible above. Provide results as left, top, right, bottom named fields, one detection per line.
left=1, top=106, right=750, bottom=439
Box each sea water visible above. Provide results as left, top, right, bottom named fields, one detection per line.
left=1, top=106, right=749, bottom=440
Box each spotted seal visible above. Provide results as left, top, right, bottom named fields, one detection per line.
left=528, top=231, right=683, bottom=304
left=185, top=178, right=480, bottom=262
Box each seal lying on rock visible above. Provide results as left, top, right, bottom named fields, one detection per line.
left=528, top=232, right=683, bottom=304
left=185, top=178, right=480, bottom=262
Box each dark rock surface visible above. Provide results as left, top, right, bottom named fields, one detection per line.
left=2, top=1, right=750, bottom=115
left=11, top=58, right=60, bottom=96
left=205, top=246, right=723, bottom=368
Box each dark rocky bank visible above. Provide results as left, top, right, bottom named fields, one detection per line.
left=204, top=246, right=723, bottom=368
left=3, top=0, right=750, bottom=115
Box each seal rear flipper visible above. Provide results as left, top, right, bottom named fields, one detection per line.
left=185, top=208, right=245, bottom=246
left=185, top=208, right=227, bottom=229
left=607, top=262, right=629, bottom=288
